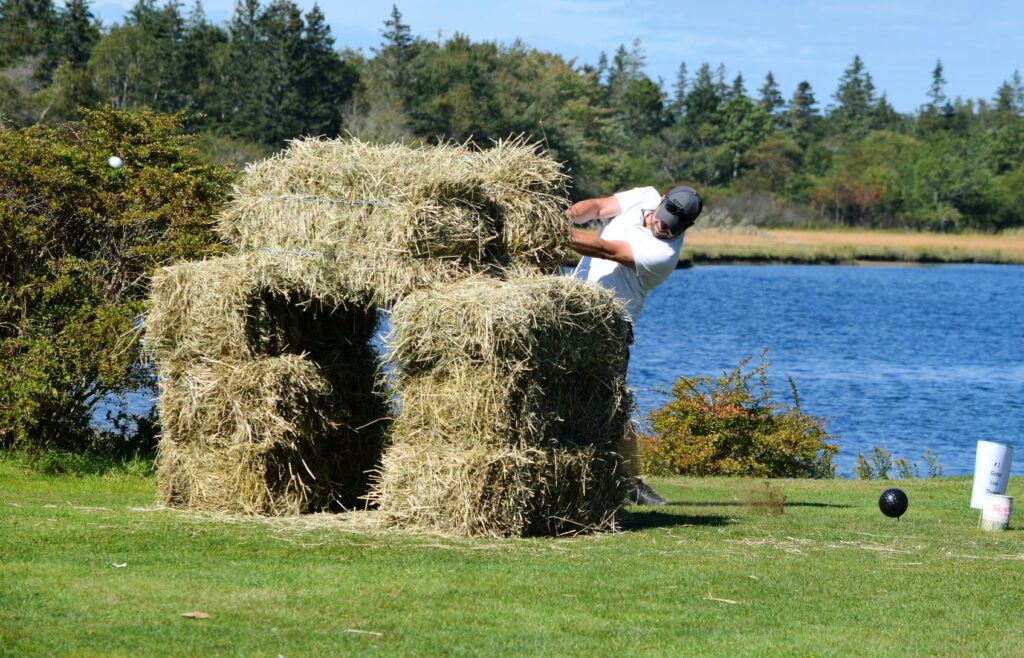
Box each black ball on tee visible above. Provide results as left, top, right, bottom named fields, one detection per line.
left=879, top=488, right=909, bottom=518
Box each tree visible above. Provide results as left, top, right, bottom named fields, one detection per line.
left=994, top=70, right=1024, bottom=114
left=619, top=76, right=665, bottom=139
left=926, top=59, right=947, bottom=110
left=718, top=88, right=772, bottom=180
left=212, top=0, right=267, bottom=139
left=829, top=55, right=876, bottom=138
left=682, top=63, right=723, bottom=132
left=0, top=0, right=56, bottom=66
left=873, top=93, right=901, bottom=131
left=257, top=0, right=309, bottom=140
left=758, top=70, right=784, bottom=116
left=175, top=0, right=228, bottom=121
left=87, top=0, right=189, bottom=112
left=374, top=4, right=416, bottom=107
left=668, top=61, right=687, bottom=121
left=36, top=0, right=99, bottom=80
left=300, top=4, right=358, bottom=136
left=783, top=80, right=820, bottom=145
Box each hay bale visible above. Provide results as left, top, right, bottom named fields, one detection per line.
left=215, top=137, right=570, bottom=306
left=145, top=252, right=378, bottom=369
left=147, top=251, right=388, bottom=515
left=373, top=274, right=633, bottom=536
left=371, top=441, right=626, bottom=537
left=392, top=366, right=630, bottom=450
left=156, top=355, right=388, bottom=514
left=387, top=274, right=631, bottom=379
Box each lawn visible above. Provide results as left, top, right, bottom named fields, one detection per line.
left=3, top=459, right=1023, bottom=656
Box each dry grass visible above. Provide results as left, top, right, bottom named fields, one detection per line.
left=371, top=441, right=626, bottom=538
left=373, top=274, right=633, bottom=537
left=156, top=355, right=388, bottom=515
left=145, top=253, right=378, bottom=369
left=146, top=252, right=388, bottom=515
left=685, top=228, right=1024, bottom=264
left=216, top=137, right=570, bottom=306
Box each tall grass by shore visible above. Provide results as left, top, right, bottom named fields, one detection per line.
left=681, top=228, right=1024, bottom=266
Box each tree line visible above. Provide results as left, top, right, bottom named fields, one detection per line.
left=2, top=0, right=1024, bottom=231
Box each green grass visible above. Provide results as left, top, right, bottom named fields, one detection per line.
left=3, top=458, right=1024, bottom=657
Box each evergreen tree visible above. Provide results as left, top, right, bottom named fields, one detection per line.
left=926, top=59, right=947, bottom=110
left=683, top=62, right=723, bottom=130
left=758, top=70, right=784, bottom=115
left=604, top=43, right=631, bottom=105
left=94, top=0, right=187, bottom=111
left=374, top=4, right=417, bottom=107
left=830, top=54, right=876, bottom=138
left=258, top=0, right=309, bottom=141
left=729, top=73, right=745, bottom=100
left=994, top=70, right=1024, bottom=114
left=872, top=92, right=901, bottom=130
left=299, top=3, right=357, bottom=136
left=0, top=0, right=56, bottom=65
left=215, top=0, right=268, bottom=139
left=36, top=0, right=99, bottom=81
left=783, top=80, right=820, bottom=145
left=177, top=0, right=227, bottom=119
left=669, top=61, right=687, bottom=121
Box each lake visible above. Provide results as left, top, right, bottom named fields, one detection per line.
left=631, top=264, right=1024, bottom=476
left=108, top=264, right=1023, bottom=477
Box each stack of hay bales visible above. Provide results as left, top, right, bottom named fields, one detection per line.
left=146, top=252, right=388, bottom=514
left=216, top=137, right=571, bottom=306
left=147, top=137, right=574, bottom=517
left=372, top=273, right=634, bottom=537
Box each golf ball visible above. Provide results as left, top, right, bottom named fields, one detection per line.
left=108, top=156, right=124, bottom=169
left=879, top=488, right=909, bottom=518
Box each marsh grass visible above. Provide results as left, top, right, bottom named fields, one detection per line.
left=683, top=229, right=1024, bottom=265
left=4, top=459, right=1024, bottom=656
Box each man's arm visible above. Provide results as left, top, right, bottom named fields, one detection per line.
left=570, top=229, right=635, bottom=269
left=565, top=195, right=622, bottom=224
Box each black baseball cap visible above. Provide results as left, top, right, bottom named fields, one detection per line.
left=654, top=186, right=703, bottom=236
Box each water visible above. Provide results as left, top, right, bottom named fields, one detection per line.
left=107, top=264, right=1024, bottom=476
left=631, top=264, right=1024, bottom=476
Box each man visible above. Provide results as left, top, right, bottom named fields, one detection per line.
left=566, top=185, right=704, bottom=506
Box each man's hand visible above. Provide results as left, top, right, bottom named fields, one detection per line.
left=570, top=229, right=635, bottom=269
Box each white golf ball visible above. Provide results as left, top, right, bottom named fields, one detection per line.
left=108, top=156, right=124, bottom=169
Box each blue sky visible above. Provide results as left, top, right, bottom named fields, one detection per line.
left=90, top=0, right=1022, bottom=112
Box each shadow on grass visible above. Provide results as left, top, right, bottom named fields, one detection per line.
left=666, top=500, right=853, bottom=509
left=620, top=509, right=730, bottom=531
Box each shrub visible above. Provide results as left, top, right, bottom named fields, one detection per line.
left=0, top=108, right=232, bottom=454
left=640, top=352, right=837, bottom=478
left=854, top=446, right=943, bottom=479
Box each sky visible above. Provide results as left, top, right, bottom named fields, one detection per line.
left=89, top=0, right=1023, bottom=113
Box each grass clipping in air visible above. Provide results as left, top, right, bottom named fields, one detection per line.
left=371, top=273, right=634, bottom=537
left=216, top=136, right=570, bottom=307
left=146, top=254, right=388, bottom=515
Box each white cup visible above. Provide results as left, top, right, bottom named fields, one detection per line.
left=970, top=440, right=1013, bottom=509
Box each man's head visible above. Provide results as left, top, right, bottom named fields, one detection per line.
left=652, top=186, right=703, bottom=239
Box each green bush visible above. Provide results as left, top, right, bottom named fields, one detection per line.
left=640, top=353, right=837, bottom=478
left=0, top=108, right=232, bottom=454
left=854, top=446, right=943, bottom=479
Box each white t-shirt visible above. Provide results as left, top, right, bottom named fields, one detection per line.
left=572, top=186, right=684, bottom=323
